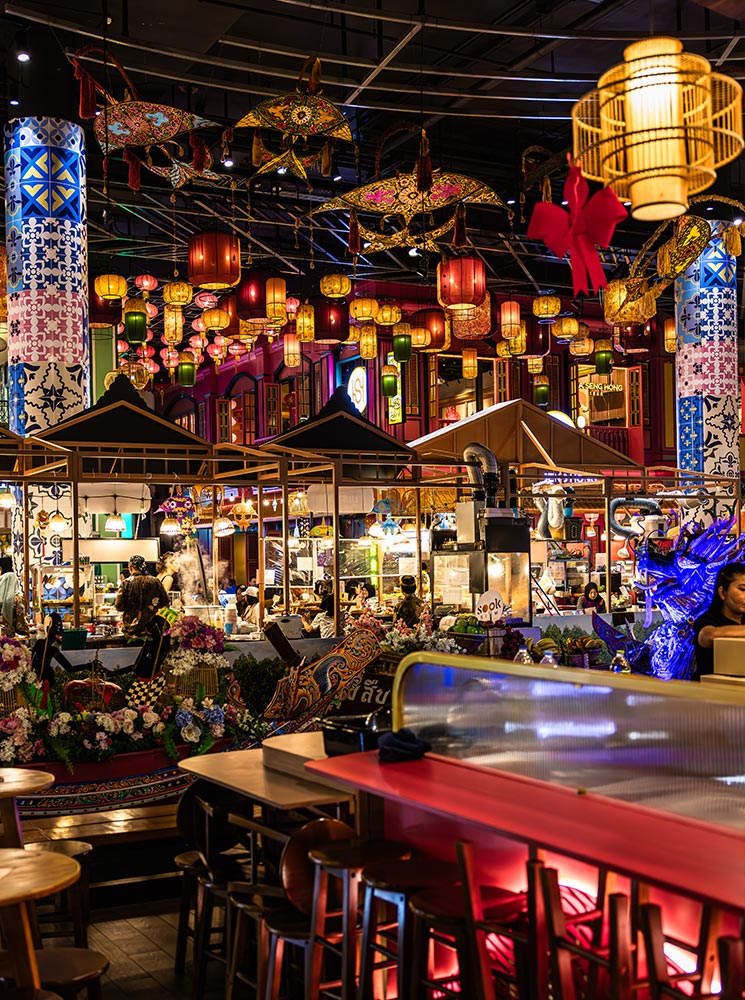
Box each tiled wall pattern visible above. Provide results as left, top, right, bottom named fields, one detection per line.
left=675, top=220, right=739, bottom=523
left=4, top=118, right=89, bottom=435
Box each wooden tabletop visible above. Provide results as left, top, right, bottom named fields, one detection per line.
left=0, top=770, right=55, bottom=800
left=179, top=748, right=353, bottom=810
left=0, top=849, right=79, bottom=907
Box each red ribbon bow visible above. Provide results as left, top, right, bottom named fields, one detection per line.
left=527, top=163, right=628, bottom=297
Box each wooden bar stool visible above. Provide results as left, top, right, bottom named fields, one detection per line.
left=357, top=858, right=460, bottom=1000
left=640, top=903, right=745, bottom=999
left=0, top=951, right=109, bottom=1000
left=305, top=840, right=412, bottom=1000
left=25, top=842, right=93, bottom=948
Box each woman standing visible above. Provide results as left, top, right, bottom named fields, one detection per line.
left=0, top=556, right=29, bottom=636
left=693, top=562, right=745, bottom=680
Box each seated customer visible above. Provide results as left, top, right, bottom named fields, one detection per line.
left=576, top=583, right=606, bottom=613
left=693, top=562, right=745, bottom=680
left=302, top=595, right=336, bottom=639
left=394, top=575, right=423, bottom=628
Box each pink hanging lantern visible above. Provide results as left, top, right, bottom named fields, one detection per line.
left=228, top=340, right=248, bottom=358
left=134, top=274, right=158, bottom=293
left=191, top=317, right=207, bottom=334
left=213, top=334, right=227, bottom=349
left=194, top=290, right=219, bottom=310
left=285, top=296, right=301, bottom=317
left=117, top=323, right=125, bottom=335
left=116, top=339, right=128, bottom=354
left=145, top=301, right=158, bottom=320
left=146, top=359, right=160, bottom=375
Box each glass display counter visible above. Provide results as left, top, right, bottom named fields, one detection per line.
left=393, top=654, right=745, bottom=832
left=33, top=563, right=95, bottom=623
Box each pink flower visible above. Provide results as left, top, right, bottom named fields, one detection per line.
left=131, top=731, right=144, bottom=741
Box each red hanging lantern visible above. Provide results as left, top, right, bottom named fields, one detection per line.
left=523, top=316, right=550, bottom=357
left=221, top=294, right=241, bottom=337
left=236, top=269, right=274, bottom=320
left=134, top=274, right=158, bottom=294
left=188, top=232, right=241, bottom=290
left=437, top=257, right=486, bottom=312
left=410, top=308, right=448, bottom=353
left=89, top=289, right=122, bottom=329
left=309, top=295, right=350, bottom=344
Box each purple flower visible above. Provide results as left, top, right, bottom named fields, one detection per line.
left=175, top=708, right=192, bottom=728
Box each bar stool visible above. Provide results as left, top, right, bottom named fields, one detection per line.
left=0, top=949, right=109, bottom=1000
left=640, top=903, right=745, bottom=999
left=25, top=842, right=93, bottom=948
left=357, top=858, right=459, bottom=1000
left=305, top=840, right=412, bottom=1000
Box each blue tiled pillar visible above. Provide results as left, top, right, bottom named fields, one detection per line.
left=675, top=220, right=739, bottom=521
left=4, top=117, right=89, bottom=435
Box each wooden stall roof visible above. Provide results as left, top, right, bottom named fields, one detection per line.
left=410, top=399, right=639, bottom=470
left=0, top=423, right=70, bottom=480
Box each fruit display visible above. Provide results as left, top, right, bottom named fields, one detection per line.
left=529, top=636, right=560, bottom=662
left=499, top=625, right=526, bottom=661
left=448, top=614, right=483, bottom=635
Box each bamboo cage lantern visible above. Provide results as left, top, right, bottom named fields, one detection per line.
left=573, top=36, right=743, bottom=221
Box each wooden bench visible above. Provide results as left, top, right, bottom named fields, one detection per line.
left=21, top=803, right=179, bottom=848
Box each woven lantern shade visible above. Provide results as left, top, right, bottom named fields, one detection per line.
left=573, top=37, right=744, bottom=221
left=532, top=292, right=561, bottom=322
left=381, top=364, right=398, bottom=397
left=319, top=274, right=352, bottom=298
left=553, top=315, right=580, bottom=343
left=437, top=257, right=487, bottom=312
left=462, top=347, right=479, bottom=380
left=177, top=351, right=197, bottom=387
left=594, top=338, right=614, bottom=375
left=162, top=280, right=193, bottom=307
left=410, top=326, right=431, bottom=349
left=451, top=291, right=492, bottom=341
left=663, top=316, right=677, bottom=353
left=123, top=297, right=148, bottom=345
left=569, top=330, right=594, bottom=357
left=202, top=307, right=231, bottom=332
left=359, top=324, right=378, bottom=359
left=188, top=232, right=241, bottom=289
left=350, top=297, right=379, bottom=323
left=392, top=331, right=412, bottom=363
left=500, top=300, right=521, bottom=339
left=377, top=303, right=402, bottom=327
left=411, top=308, right=448, bottom=353
left=310, top=295, right=350, bottom=344
left=533, top=374, right=550, bottom=406
left=163, top=305, right=184, bottom=344
left=266, top=277, right=288, bottom=321
left=296, top=304, right=315, bottom=342
left=283, top=330, right=301, bottom=368
left=90, top=290, right=122, bottom=329
left=496, top=340, right=512, bottom=359
left=507, top=325, right=527, bottom=357
left=95, top=273, right=128, bottom=301
left=526, top=357, right=544, bottom=374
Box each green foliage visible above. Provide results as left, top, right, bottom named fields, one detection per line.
left=229, top=655, right=288, bottom=718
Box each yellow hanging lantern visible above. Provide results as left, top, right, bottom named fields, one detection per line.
left=552, top=316, right=580, bottom=343
left=162, top=280, right=193, bottom=307
left=283, top=330, right=301, bottom=368
left=359, top=324, right=378, bottom=359
left=569, top=331, right=594, bottom=357
left=573, top=36, right=743, bottom=221
left=95, top=274, right=128, bottom=300
left=296, top=303, right=315, bottom=342
left=526, top=356, right=544, bottom=374
left=508, top=326, right=527, bottom=356
left=532, top=292, right=561, bottom=322
left=496, top=340, right=512, bottom=358
left=462, top=347, right=479, bottom=380
left=500, top=300, right=521, bottom=339
left=266, top=277, right=288, bottom=321
left=202, top=307, right=231, bottom=331
left=663, top=316, right=677, bottom=353
left=377, top=303, right=402, bottom=326
left=410, top=326, right=431, bottom=349
left=349, top=297, right=379, bottom=323
left=319, top=274, right=352, bottom=298
left=163, top=305, right=184, bottom=344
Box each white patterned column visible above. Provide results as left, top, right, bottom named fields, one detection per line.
left=4, top=117, right=89, bottom=434
left=675, top=220, right=739, bottom=523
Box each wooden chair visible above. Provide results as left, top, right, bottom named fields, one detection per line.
left=25, top=841, right=93, bottom=948
left=640, top=903, right=744, bottom=999
left=0, top=949, right=109, bottom=1000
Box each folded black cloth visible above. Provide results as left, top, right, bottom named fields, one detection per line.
left=378, top=727, right=432, bottom=764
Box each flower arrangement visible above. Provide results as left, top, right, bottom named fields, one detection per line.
left=165, top=616, right=229, bottom=676
left=0, top=637, right=36, bottom=693
left=379, top=607, right=462, bottom=657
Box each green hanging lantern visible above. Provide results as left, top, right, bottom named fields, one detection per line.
left=533, top=374, right=550, bottom=407
left=594, top=338, right=613, bottom=376
left=177, top=351, right=197, bottom=388
left=392, top=332, right=412, bottom=363
left=381, top=363, right=398, bottom=398
left=124, top=310, right=147, bottom=345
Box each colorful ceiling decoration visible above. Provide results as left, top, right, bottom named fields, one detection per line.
left=235, top=57, right=354, bottom=181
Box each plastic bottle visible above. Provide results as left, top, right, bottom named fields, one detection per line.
left=539, top=651, right=560, bottom=669
left=512, top=644, right=533, bottom=666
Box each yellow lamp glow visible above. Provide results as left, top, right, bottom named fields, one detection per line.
left=500, top=300, right=521, bottom=339
left=359, top=325, right=378, bottom=359
left=462, top=347, right=479, bottom=380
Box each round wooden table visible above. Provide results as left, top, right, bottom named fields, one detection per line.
left=0, top=849, right=79, bottom=988
left=0, top=769, right=55, bottom=848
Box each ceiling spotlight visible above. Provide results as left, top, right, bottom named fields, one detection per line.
left=506, top=198, right=516, bottom=205
left=222, top=156, right=234, bottom=168
left=276, top=166, right=288, bottom=175
left=408, top=247, right=420, bottom=257
left=8, top=80, right=19, bottom=107
left=734, top=217, right=743, bottom=225
left=15, top=31, right=30, bottom=63
left=333, top=173, right=342, bottom=182
left=706, top=205, right=714, bottom=212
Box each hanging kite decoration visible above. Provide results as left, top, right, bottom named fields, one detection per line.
left=234, top=57, right=355, bottom=182
left=314, top=123, right=512, bottom=254
left=70, top=45, right=223, bottom=191
left=157, top=490, right=198, bottom=534
left=527, top=157, right=628, bottom=298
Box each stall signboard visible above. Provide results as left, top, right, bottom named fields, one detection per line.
left=386, top=352, right=403, bottom=425
left=347, top=366, right=368, bottom=414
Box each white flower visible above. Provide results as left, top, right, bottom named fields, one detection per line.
left=142, top=711, right=159, bottom=728
left=122, top=719, right=135, bottom=735
left=181, top=722, right=202, bottom=743
left=153, top=722, right=165, bottom=734
left=123, top=708, right=138, bottom=722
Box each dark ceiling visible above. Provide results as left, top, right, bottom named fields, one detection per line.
left=1, top=0, right=744, bottom=304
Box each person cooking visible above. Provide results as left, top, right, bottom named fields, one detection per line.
left=115, top=554, right=169, bottom=641
left=693, top=562, right=745, bottom=680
